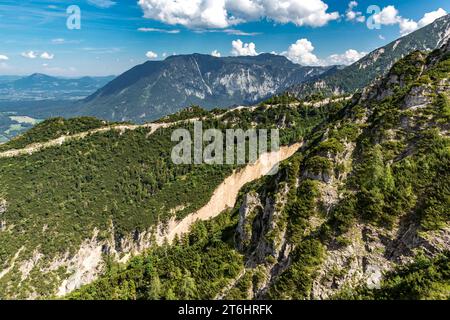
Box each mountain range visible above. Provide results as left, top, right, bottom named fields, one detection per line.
left=69, top=14, right=450, bottom=123
left=0, top=74, right=115, bottom=101
left=0, top=15, right=449, bottom=128
left=0, top=36, right=449, bottom=300
left=73, top=53, right=334, bottom=122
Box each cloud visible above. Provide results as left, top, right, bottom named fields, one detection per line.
left=211, top=50, right=221, bottom=57
left=284, top=38, right=320, bottom=65
left=52, top=38, right=66, bottom=44
left=348, top=1, right=357, bottom=9
left=146, top=51, right=158, bottom=59
left=87, top=0, right=116, bottom=8
left=0, top=55, right=8, bottom=61
left=194, top=29, right=261, bottom=36
left=418, top=8, right=447, bottom=27
left=373, top=6, right=447, bottom=36
left=373, top=5, right=400, bottom=25
left=399, top=8, right=448, bottom=35
left=282, top=38, right=366, bottom=66
left=138, top=0, right=339, bottom=29
left=51, top=38, right=81, bottom=45
left=40, top=52, right=54, bottom=60
left=399, top=18, right=418, bottom=36
left=346, top=1, right=365, bottom=23
left=326, top=49, right=367, bottom=65
left=138, top=27, right=180, bottom=34
left=21, top=51, right=38, bottom=59
left=231, top=39, right=258, bottom=56
left=22, top=51, right=54, bottom=60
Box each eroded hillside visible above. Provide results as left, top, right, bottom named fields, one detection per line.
left=0, top=95, right=338, bottom=299
left=69, top=41, right=450, bottom=301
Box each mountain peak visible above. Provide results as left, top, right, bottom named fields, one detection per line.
left=78, top=53, right=333, bottom=122
left=28, top=73, right=54, bottom=79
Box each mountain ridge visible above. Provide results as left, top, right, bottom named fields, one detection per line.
left=0, top=74, right=115, bottom=101
left=288, top=14, right=450, bottom=99
left=75, top=53, right=334, bottom=122
left=0, top=39, right=448, bottom=299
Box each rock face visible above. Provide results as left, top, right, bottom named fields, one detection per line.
left=0, top=199, right=6, bottom=231
left=236, top=192, right=263, bottom=252
left=74, top=53, right=333, bottom=122
left=0, top=199, right=6, bottom=214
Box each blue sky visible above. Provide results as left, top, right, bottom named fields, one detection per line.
left=0, top=0, right=449, bottom=76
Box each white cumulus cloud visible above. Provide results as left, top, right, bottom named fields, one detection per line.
left=0, top=55, right=8, bottom=61
left=373, top=6, right=447, bottom=36
left=373, top=5, right=400, bottom=25
left=138, top=0, right=339, bottom=29
left=146, top=51, right=158, bottom=59
left=21, top=51, right=38, bottom=59
left=283, top=38, right=366, bottom=66
left=326, top=49, right=367, bottom=65
left=231, top=39, right=258, bottom=56
left=399, top=8, right=447, bottom=35
left=418, top=8, right=447, bottom=27
left=346, top=1, right=365, bottom=23
left=40, top=52, right=54, bottom=60
left=399, top=18, right=418, bottom=36
left=284, top=38, right=320, bottom=66
left=211, top=50, right=222, bottom=57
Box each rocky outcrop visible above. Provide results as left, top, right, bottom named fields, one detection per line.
left=0, top=198, right=6, bottom=214
left=0, top=198, right=6, bottom=232
left=312, top=224, right=394, bottom=299
left=56, top=230, right=105, bottom=296
left=403, top=85, right=433, bottom=110
left=236, top=192, right=263, bottom=252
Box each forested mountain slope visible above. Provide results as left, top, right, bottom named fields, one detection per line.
left=0, top=93, right=338, bottom=299
left=1, top=40, right=449, bottom=300
left=69, top=40, right=450, bottom=300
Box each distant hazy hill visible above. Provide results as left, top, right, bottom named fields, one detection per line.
left=289, top=14, right=450, bottom=99
left=74, top=53, right=334, bottom=122
left=0, top=74, right=115, bottom=101
left=0, top=76, right=22, bottom=84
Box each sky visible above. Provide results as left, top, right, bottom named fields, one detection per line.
left=0, top=0, right=449, bottom=77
